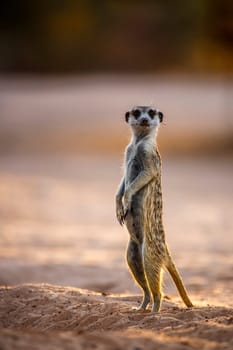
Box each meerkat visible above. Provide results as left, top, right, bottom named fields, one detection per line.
left=115, top=106, right=193, bottom=313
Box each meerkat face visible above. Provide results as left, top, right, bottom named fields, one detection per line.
left=125, top=106, right=163, bottom=131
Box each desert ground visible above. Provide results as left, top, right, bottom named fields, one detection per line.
left=0, top=76, right=232, bottom=349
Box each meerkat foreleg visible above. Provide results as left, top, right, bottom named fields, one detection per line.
left=115, top=177, right=125, bottom=225
left=124, top=170, right=155, bottom=217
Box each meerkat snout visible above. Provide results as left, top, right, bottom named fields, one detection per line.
left=140, top=117, right=150, bottom=126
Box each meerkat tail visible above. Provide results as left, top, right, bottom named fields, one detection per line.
left=166, top=255, right=193, bottom=308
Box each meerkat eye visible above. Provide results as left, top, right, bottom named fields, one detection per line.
left=148, top=109, right=156, bottom=118
left=132, top=109, right=141, bottom=118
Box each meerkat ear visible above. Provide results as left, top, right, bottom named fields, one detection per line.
left=125, top=111, right=130, bottom=123
left=158, top=111, right=163, bottom=123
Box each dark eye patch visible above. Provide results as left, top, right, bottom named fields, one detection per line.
left=132, top=109, right=141, bottom=118
left=148, top=109, right=156, bottom=118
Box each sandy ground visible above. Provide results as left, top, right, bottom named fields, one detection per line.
left=0, top=154, right=232, bottom=349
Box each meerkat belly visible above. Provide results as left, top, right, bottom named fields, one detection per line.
left=125, top=187, right=147, bottom=244
left=126, top=158, right=147, bottom=216
left=125, top=160, right=148, bottom=242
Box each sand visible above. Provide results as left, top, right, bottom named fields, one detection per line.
left=1, top=284, right=233, bottom=350
left=0, top=155, right=232, bottom=349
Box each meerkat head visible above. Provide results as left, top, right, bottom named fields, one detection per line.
left=125, top=106, right=163, bottom=134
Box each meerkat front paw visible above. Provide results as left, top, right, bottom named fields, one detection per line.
left=116, top=200, right=125, bottom=225
left=123, top=193, right=132, bottom=219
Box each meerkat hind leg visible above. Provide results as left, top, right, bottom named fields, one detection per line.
left=143, top=252, right=163, bottom=313
left=127, top=239, right=151, bottom=310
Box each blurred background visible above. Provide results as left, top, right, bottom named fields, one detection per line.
left=0, top=1, right=232, bottom=302
left=0, top=0, right=233, bottom=155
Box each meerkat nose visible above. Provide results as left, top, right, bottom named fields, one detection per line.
left=140, top=118, right=149, bottom=126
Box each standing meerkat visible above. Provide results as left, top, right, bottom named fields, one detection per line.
left=115, top=106, right=193, bottom=313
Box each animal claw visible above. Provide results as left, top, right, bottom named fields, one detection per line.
left=123, top=209, right=128, bottom=220
left=117, top=212, right=125, bottom=226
